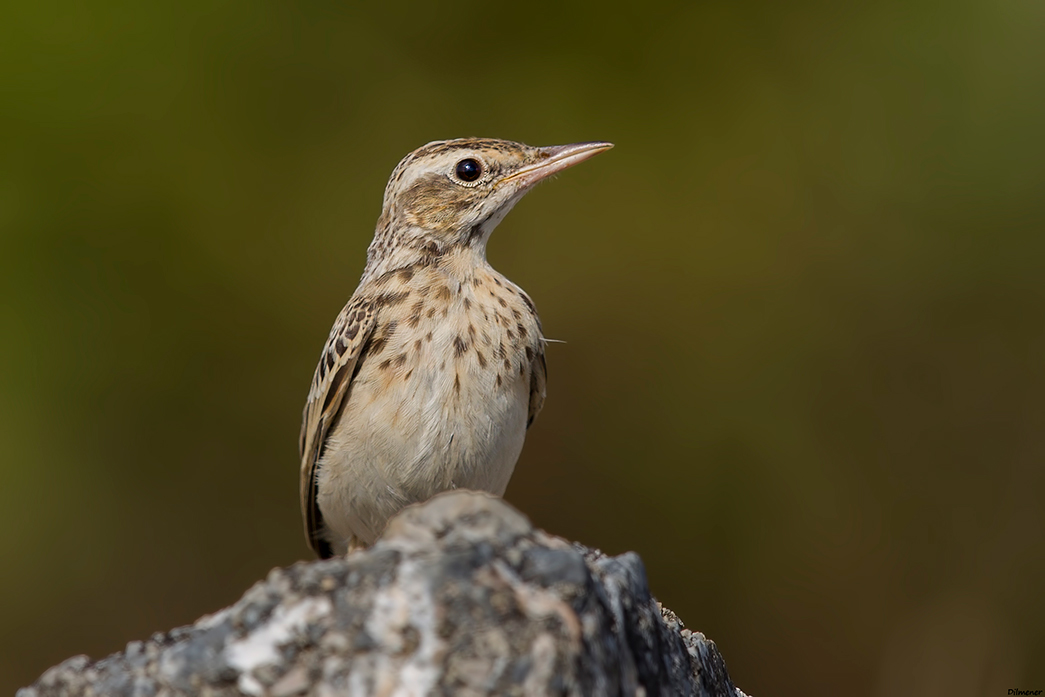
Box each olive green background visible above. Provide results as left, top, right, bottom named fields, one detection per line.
left=2, top=1, right=1044, bottom=695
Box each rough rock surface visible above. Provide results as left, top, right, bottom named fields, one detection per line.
left=20, top=492, right=747, bottom=697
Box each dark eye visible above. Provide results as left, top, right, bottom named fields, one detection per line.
left=455, top=158, right=482, bottom=183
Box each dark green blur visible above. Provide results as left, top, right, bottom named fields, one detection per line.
left=2, top=1, right=1044, bottom=694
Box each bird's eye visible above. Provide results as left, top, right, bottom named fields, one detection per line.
left=454, top=158, right=482, bottom=183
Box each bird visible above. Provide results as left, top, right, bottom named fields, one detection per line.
left=299, top=137, right=613, bottom=558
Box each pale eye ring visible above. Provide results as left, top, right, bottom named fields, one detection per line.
left=453, top=158, right=483, bottom=185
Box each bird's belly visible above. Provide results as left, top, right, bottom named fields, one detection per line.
left=316, top=326, right=531, bottom=546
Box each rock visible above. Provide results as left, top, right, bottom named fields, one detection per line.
left=19, top=492, right=748, bottom=697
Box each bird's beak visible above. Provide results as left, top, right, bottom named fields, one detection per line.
left=502, top=141, right=614, bottom=190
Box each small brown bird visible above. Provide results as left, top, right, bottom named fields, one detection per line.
left=299, top=138, right=613, bottom=557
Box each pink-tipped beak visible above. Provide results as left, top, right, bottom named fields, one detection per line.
left=503, top=141, right=614, bottom=189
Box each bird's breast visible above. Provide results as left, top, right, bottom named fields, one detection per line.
left=317, top=263, right=542, bottom=543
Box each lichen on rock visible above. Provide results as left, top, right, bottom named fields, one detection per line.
left=20, top=491, right=747, bottom=697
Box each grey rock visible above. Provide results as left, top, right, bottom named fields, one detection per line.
left=20, top=492, right=748, bottom=697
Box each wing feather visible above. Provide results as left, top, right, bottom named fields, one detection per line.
left=299, top=296, right=375, bottom=557
left=527, top=346, right=547, bottom=428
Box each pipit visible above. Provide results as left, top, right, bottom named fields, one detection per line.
left=299, top=137, right=613, bottom=557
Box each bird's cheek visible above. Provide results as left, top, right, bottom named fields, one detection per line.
left=407, top=197, right=477, bottom=231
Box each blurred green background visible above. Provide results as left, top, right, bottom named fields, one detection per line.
left=2, top=1, right=1043, bottom=694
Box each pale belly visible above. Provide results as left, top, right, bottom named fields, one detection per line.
left=316, top=288, right=538, bottom=549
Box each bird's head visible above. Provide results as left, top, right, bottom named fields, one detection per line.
left=370, top=138, right=612, bottom=265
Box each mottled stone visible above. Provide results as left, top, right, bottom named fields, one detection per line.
left=20, top=492, right=748, bottom=697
